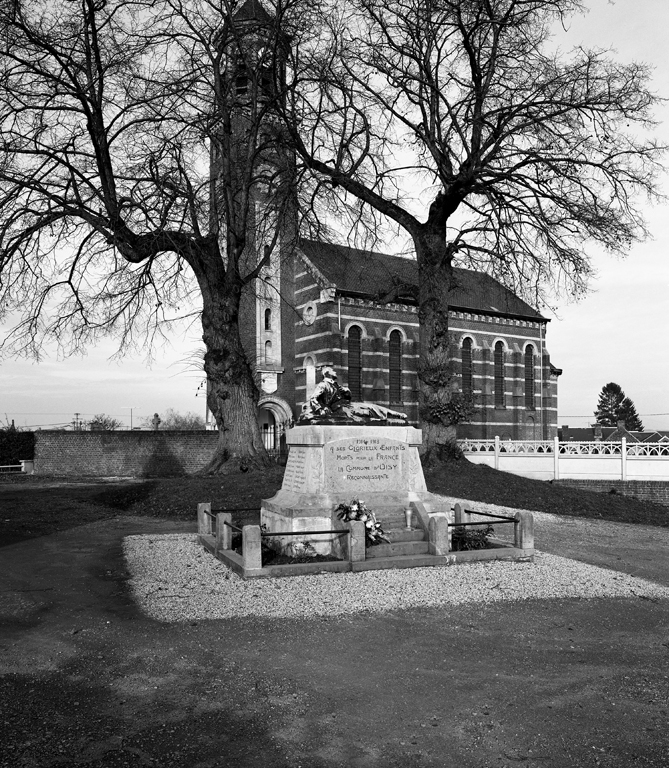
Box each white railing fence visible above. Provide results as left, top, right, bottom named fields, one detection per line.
left=0, top=460, right=34, bottom=475
left=458, top=437, right=669, bottom=481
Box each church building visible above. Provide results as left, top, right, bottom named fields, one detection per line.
left=219, top=0, right=561, bottom=451
left=251, top=238, right=561, bottom=451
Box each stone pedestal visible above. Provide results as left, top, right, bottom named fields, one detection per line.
left=261, top=425, right=448, bottom=555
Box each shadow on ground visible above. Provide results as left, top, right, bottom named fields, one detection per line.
left=1, top=514, right=668, bottom=767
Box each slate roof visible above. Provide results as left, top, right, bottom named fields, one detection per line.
left=299, top=239, right=546, bottom=321
left=558, top=427, right=669, bottom=442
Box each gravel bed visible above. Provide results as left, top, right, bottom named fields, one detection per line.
left=123, top=533, right=669, bottom=623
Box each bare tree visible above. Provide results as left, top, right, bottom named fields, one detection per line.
left=282, top=0, right=664, bottom=461
left=0, top=0, right=305, bottom=471
left=89, top=414, right=123, bottom=431
left=143, top=408, right=206, bottom=430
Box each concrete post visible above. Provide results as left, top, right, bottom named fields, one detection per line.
left=494, top=435, right=500, bottom=470
left=553, top=436, right=560, bottom=480
left=621, top=436, right=627, bottom=481
left=348, top=520, right=366, bottom=562
left=242, top=525, right=263, bottom=571
left=428, top=513, right=450, bottom=555
left=454, top=503, right=467, bottom=525
left=197, top=502, right=212, bottom=536
left=514, top=511, right=534, bottom=550
left=409, top=501, right=431, bottom=534
left=216, top=512, right=232, bottom=552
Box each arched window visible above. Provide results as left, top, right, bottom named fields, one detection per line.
left=264, top=340, right=272, bottom=365
left=525, top=344, right=535, bottom=409
left=256, top=46, right=273, bottom=95
left=388, top=330, right=403, bottom=403
left=347, top=325, right=362, bottom=400
left=494, top=341, right=505, bottom=407
left=264, top=308, right=271, bottom=330
left=235, top=53, right=248, bottom=96
left=461, top=337, right=473, bottom=396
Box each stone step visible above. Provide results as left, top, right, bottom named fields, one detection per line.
left=386, top=529, right=425, bottom=543
left=366, top=540, right=429, bottom=558
left=374, top=507, right=417, bottom=529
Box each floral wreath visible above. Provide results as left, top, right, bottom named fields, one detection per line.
left=334, top=498, right=390, bottom=546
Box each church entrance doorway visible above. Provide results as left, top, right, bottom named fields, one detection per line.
left=259, top=408, right=277, bottom=451
left=257, top=395, right=293, bottom=462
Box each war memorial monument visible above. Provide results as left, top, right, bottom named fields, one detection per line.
left=198, top=368, right=534, bottom=577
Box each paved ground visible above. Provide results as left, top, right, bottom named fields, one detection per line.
left=1, top=513, right=668, bottom=767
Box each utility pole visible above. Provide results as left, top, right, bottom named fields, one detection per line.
left=122, top=406, right=138, bottom=430
left=196, top=379, right=212, bottom=429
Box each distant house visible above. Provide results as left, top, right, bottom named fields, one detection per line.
left=559, top=422, right=669, bottom=443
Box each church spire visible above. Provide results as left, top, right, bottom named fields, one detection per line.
left=233, top=0, right=273, bottom=24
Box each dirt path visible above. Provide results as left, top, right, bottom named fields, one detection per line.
left=1, top=514, right=668, bottom=767
left=532, top=510, right=669, bottom=587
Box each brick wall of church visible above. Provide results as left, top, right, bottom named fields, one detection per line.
left=289, top=274, right=558, bottom=438
left=248, top=253, right=559, bottom=441
left=450, top=311, right=558, bottom=440
left=275, top=237, right=297, bottom=407
left=240, top=222, right=297, bottom=421
left=292, top=266, right=422, bottom=423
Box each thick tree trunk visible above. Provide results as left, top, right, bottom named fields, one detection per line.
left=414, top=231, right=458, bottom=465
left=193, top=251, right=270, bottom=474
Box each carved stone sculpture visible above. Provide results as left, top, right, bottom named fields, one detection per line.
left=298, top=367, right=408, bottom=425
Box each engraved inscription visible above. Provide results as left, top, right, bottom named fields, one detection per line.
left=282, top=446, right=307, bottom=492
left=324, top=437, right=408, bottom=492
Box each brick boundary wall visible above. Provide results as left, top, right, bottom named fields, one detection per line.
left=554, top=479, right=669, bottom=507
left=35, top=431, right=220, bottom=477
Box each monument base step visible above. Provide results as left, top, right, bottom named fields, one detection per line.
left=352, top=553, right=448, bottom=571
left=374, top=508, right=418, bottom=529
left=366, top=540, right=429, bottom=558
left=386, top=529, right=425, bottom=543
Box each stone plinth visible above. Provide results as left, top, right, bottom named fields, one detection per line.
left=261, top=425, right=448, bottom=555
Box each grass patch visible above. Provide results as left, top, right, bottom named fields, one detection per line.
left=1, top=458, right=667, bottom=547
left=424, top=459, right=669, bottom=527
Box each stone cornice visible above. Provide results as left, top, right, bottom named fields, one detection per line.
left=336, top=295, right=545, bottom=327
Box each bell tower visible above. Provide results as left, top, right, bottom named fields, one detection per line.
left=212, top=0, right=298, bottom=437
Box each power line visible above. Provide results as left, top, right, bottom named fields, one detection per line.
left=560, top=412, right=669, bottom=418
left=3, top=412, right=130, bottom=416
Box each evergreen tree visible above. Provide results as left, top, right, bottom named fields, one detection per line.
left=594, top=383, right=644, bottom=430
left=617, top=397, right=644, bottom=432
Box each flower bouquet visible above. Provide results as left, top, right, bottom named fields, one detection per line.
left=334, top=498, right=390, bottom=546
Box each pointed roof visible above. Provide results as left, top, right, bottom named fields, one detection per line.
left=298, top=239, right=546, bottom=321
left=233, top=0, right=273, bottom=23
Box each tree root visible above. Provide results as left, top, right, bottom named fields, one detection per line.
left=198, top=449, right=273, bottom=475
left=420, top=440, right=466, bottom=468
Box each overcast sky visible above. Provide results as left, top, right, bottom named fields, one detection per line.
left=548, top=0, right=669, bottom=431
left=1, top=0, right=668, bottom=433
